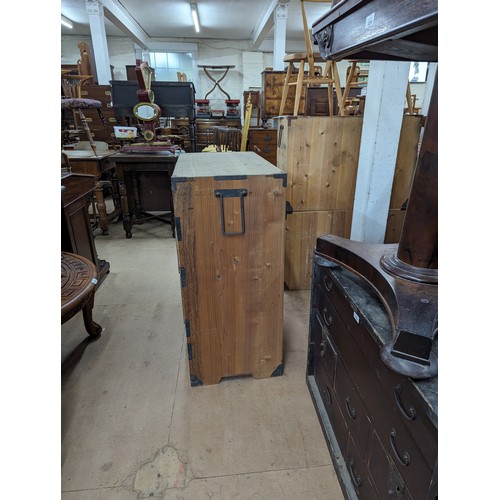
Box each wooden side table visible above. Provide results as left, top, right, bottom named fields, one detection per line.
left=110, top=152, right=178, bottom=238
left=61, top=252, right=102, bottom=338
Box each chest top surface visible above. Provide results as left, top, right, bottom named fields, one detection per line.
left=172, top=151, right=284, bottom=180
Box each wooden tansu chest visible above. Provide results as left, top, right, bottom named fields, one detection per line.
left=172, top=152, right=287, bottom=386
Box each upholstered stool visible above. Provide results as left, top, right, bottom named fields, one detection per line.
left=61, top=252, right=102, bottom=338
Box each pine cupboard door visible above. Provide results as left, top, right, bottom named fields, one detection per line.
left=283, top=116, right=363, bottom=212
left=173, top=154, right=286, bottom=386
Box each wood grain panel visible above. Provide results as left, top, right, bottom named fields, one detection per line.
left=389, top=115, right=423, bottom=209
left=280, top=116, right=363, bottom=212
left=384, top=209, right=406, bottom=244
left=384, top=115, right=422, bottom=243
left=173, top=153, right=286, bottom=385
left=284, top=209, right=353, bottom=290
left=284, top=210, right=332, bottom=290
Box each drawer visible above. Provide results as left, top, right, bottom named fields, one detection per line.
left=335, top=355, right=371, bottom=457
left=249, top=130, right=277, bottom=146
left=319, top=266, right=361, bottom=340
left=317, top=287, right=375, bottom=419
left=346, top=435, right=379, bottom=500
left=80, top=85, right=112, bottom=103
left=349, top=316, right=438, bottom=468
left=311, top=313, right=349, bottom=455
left=67, top=161, right=100, bottom=176
left=250, top=144, right=276, bottom=165
left=370, top=402, right=432, bottom=499
left=367, top=430, right=411, bottom=499
left=318, top=267, right=438, bottom=468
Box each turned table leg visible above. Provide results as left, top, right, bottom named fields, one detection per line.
left=116, top=165, right=133, bottom=238
left=94, top=179, right=109, bottom=235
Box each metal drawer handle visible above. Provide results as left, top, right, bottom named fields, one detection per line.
left=345, top=396, right=356, bottom=420
left=322, top=307, right=333, bottom=327
left=323, top=273, right=333, bottom=291
left=389, top=428, right=410, bottom=466
left=348, top=458, right=362, bottom=487
left=320, top=340, right=326, bottom=358
left=322, top=385, right=332, bottom=405
left=214, top=189, right=247, bottom=236
left=394, top=384, right=417, bottom=421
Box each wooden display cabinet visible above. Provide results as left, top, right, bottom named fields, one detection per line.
left=172, top=152, right=287, bottom=386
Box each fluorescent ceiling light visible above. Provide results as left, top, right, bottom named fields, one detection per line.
left=61, top=15, right=74, bottom=29
left=190, top=3, right=200, bottom=33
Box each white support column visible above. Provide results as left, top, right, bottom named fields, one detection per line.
left=273, top=3, right=288, bottom=71
left=350, top=60, right=411, bottom=243
left=86, top=0, right=112, bottom=85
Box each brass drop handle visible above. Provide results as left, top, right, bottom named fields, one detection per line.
left=394, top=384, right=416, bottom=421
left=348, top=458, right=362, bottom=487
left=323, top=273, right=333, bottom=291
left=389, top=428, right=410, bottom=466
left=322, top=385, right=332, bottom=405
left=322, top=307, right=333, bottom=327
left=345, top=396, right=356, bottom=420
left=320, top=340, right=326, bottom=358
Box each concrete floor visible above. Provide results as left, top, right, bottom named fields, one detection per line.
left=61, top=216, right=344, bottom=499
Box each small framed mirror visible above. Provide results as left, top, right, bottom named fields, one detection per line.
left=133, top=102, right=160, bottom=122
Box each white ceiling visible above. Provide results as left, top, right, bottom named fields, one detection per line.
left=60, top=0, right=333, bottom=48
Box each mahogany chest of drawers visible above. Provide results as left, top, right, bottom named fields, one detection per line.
left=307, top=241, right=437, bottom=499
left=261, top=70, right=306, bottom=125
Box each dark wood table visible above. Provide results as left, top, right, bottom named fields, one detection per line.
left=63, top=150, right=121, bottom=235
left=110, top=152, right=178, bottom=238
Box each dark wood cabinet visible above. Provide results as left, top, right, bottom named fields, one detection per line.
left=307, top=246, right=437, bottom=499
left=192, top=118, right=241, bottom=152
left=305, top=87, right=363, bottom=116
left=78, top=84, right=117, bottom=144
left=247, top=128, right=277, bottom=165
left=61, top=173, right=110, bottom=287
